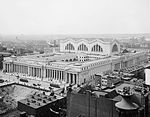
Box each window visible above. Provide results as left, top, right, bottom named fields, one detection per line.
left=91, top=44, right=103, bottom=52
left=112, top=44, right=118, bottom=52
left=78, top=43, right=88, bottom=51
left=65, top=43, right=75, bottom=50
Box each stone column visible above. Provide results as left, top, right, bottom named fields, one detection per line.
left=74, top=74, right=77, bottom=84
left=47, top=69, right=49, bottom=78
left=59, top=71, right=62, bottom=81
left=54, top=70, right=56, bottom=79
left=72, top=74, right=75, bottom=84
left=50, top=69, right=52, bottom=78
left=33, top=67, right=35, bottom=77
left=25, top=66, right=27, bottom=74
left=35, top=68, right=37, bottom=77
left=13, top=64, right=15, bottom=72
left=45, top=69, right=47, bottom=78
left=40, top=68, right=42, bottom=78
left=28, top=67, right=29, bottom=76
left=3, top=63, right=5, bottom=71
left=53, top=70, right=55, bottom=79
left=42, top=66, right=46, bottom=79
left=39, top=68, right=41, bottom=78
left=17, top=65, right=19, bottom=73
left=38, top=68, right=39, bottom=77
left=46, top=69, right=48, bottom=78
left=23, top=66, right=24, bottom=73
left=9, top=64, right=10, bottom=73
left=48, top=69, right=49, bottom=79
left=52, top=70, right=54, bottom=79
left=55, top=70, right=57, bottom=80
left=18, top=65, right=20, bottom=73
left=36, top=68, right=38, bottom=77
left=15, top=65, right=17, bottom=73
left=62, top=71, right=64, bottom=81
left=67, top=73, right=70, bottom=84
left=57, top=70, right=59, bottom=80
left=58, top=71, right=60, bottom=81
left=21, top=66, right=23, bottom=73
left=6, top=64, right=8, bottom=72
left=38, top=68, right=40, bottom=78
left=47, top=69, right=48, bottom=78
left=71, top=73, right=73, bottom=84
left=21, top=65, right=23, bottom=73
left=38, top=68, right=39, bottom=78
left=31, top=67, right=33, bottom=76
left=19, top=65, right=21, bottom=73
left=69, top=73, right=71, bottom=84
left=23, top=66, right=25, bottom=74
left=30, top=67, right=33, bottom=76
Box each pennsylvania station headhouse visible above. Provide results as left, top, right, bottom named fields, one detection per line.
left=60, top=38, right=120, bottom=56
left=3, top=38, right=148, bottom=85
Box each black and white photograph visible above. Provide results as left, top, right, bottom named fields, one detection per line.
left=0, top=0, right=150, bottom=117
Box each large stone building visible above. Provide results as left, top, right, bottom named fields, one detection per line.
left=60, top=38, right=120, bottom=56
left=3, top=38, right=148, bottom=85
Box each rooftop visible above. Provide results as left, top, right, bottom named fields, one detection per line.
left=61, top=37, right=117, bottom=43
left=18, top=92, right=64, bottom=109
left=4, top=50, right=147, bottom=72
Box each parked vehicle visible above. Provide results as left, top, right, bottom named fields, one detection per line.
left=20, top=78, right=28, bottom=83
left=50, top=83, right=60, bottom=88
left=33, top=83, right=37, bottom=86
left=0, top=79, right=4, bottom=83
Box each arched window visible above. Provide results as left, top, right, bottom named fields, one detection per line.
left=65, top=43, right=75, bottom=50
left=112, top=44, right=118, bottom=52
left=78, top=44, right=88, bottom=51
left=91, top=44, right=103, bottom=52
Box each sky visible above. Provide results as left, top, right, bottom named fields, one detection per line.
left=0, top=0, right=149, bottom=35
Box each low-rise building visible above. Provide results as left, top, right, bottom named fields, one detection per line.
left=67, top=81, right=150, bottom=117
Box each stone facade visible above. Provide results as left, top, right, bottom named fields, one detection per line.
left=60, top=38, right=120, bottom=56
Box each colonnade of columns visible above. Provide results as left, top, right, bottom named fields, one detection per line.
left=13, top=64, right=28, bottom=74
left=67, top=73, right=77, bottom=84
left=3, top=63, right=78, bottom=84
left=4, top=63, right=10, bottom=72
left=4, top=63, right=42, bottom=78
left=28, top=67, right=42, bottom=78
left=45, top=69, right=64, bottom=81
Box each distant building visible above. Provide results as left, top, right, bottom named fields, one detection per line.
left=0, top=52, right=12, bottom=69
left=120, top=36, right=150, bottom=52
left=44, top=46, right=60, bottom=54
left=44, top=40, right=60, bottom=54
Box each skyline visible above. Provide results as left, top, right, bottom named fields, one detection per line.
left=0, top=0, right=149, bottom=35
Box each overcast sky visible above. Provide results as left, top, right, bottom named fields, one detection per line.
left=0, top=0, right=149, bottom=35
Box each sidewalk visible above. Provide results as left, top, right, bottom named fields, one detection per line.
left=19, top=74, right=67, bottom=87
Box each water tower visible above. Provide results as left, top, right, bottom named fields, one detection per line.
left=115, top=86, right=139, bottom=117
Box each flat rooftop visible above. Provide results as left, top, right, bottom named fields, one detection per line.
left=4, top=51, right=146, bottom=72
left=18, top=92, right=64, bottom=109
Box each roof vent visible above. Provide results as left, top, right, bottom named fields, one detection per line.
left=43, top=100, right=46, bottom=103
